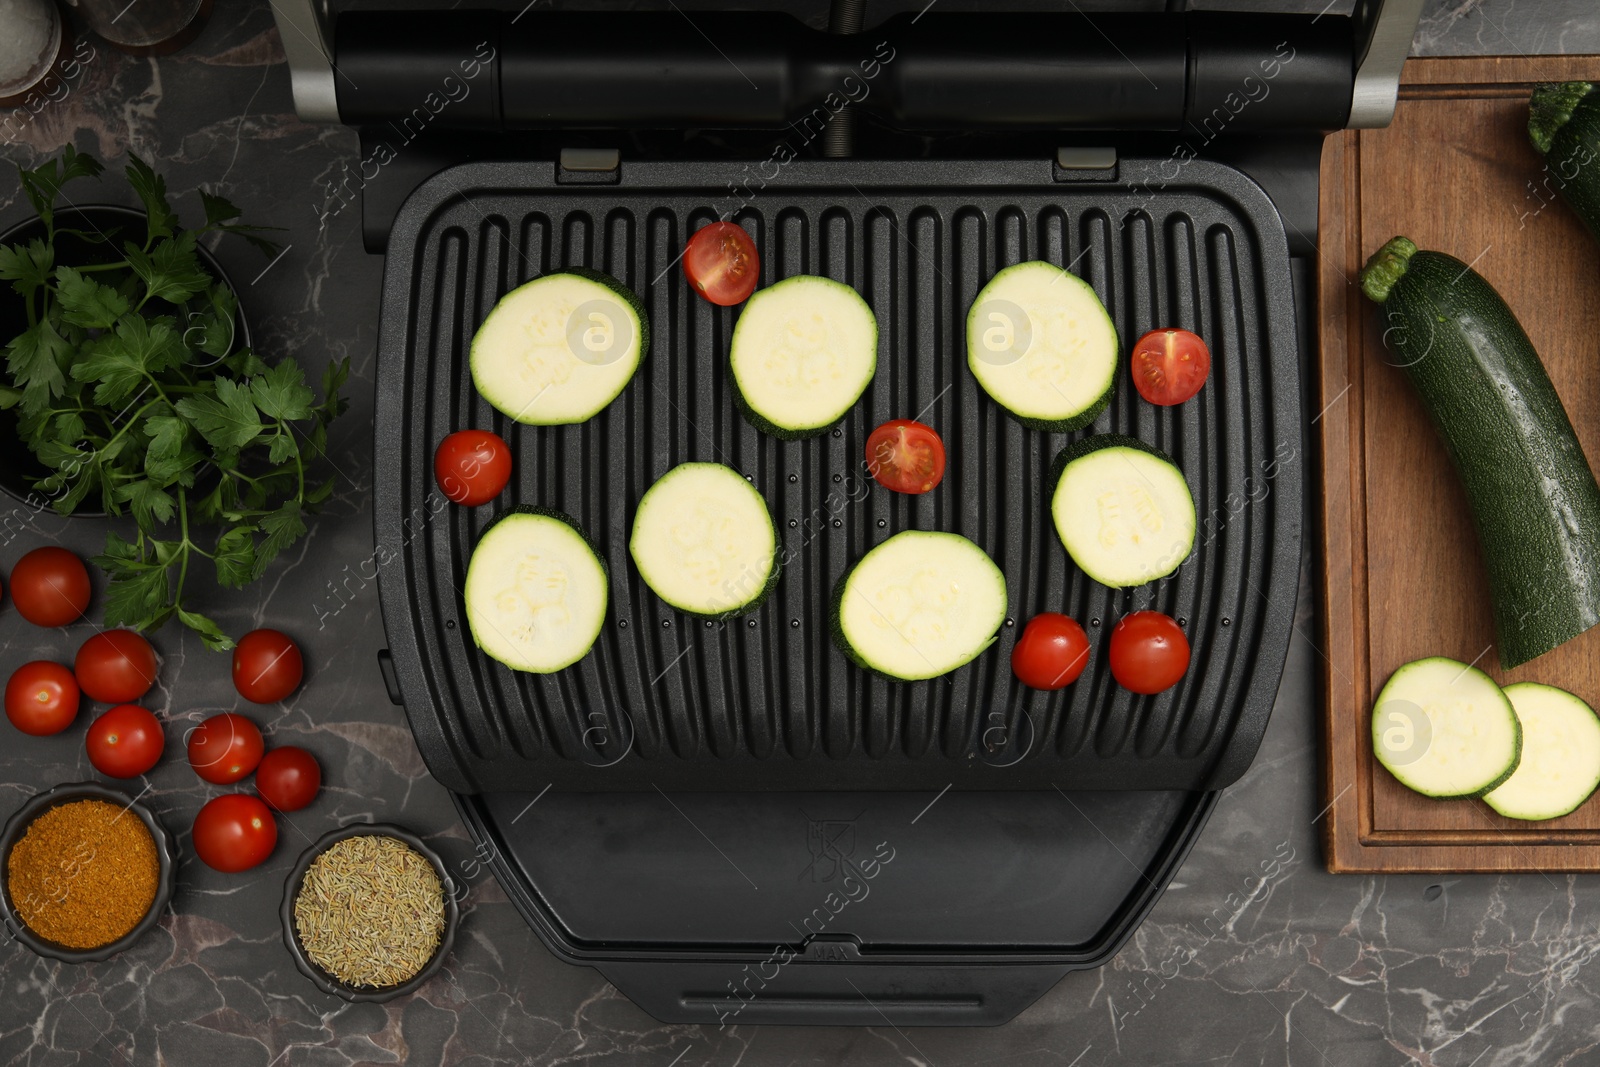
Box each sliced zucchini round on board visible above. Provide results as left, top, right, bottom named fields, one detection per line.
left=966, top=260, right=1119, bottom=432
left=730, top=275, right=877, bottom=439
left=470, top=268, right=647, bottom=425
left=832, top=531, right=1007, bottom=682
left=1483, top=682, right=1600, bottom=821
left=1051, top=435, right=1195, bottom=588
left=630, top=462, right=780, bottom=619
left=1371, top=656, right=1522, bottom=799
left=464, top=508, right=608, bottom=673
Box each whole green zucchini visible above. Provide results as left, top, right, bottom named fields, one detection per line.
left=1528, top=81, right=1600, bottom=242
left=1360, top=236, right=1600, bottom=668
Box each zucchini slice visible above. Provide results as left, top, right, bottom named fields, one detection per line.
left=1360, top=236, right=1600, bottom=668
left=1050, top=435, right=1195, bottom=588
left=470, top=268, right=647, bottom=425
left=1371, top=656, right=1522, bottom=799
left=729, top=275, right=877, bottom=439
left=629, top=462, right=780, bottom=618
left=966, top=260, right=1119, bottom=432
left=1483, top=682, right=1600, bottom=821
left=832, top=530, right=1007, bottom=681
left=464, top=508, right=608, bottom=673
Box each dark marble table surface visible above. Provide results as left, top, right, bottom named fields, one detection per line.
left=1, top=2, right=1597, bottom=1064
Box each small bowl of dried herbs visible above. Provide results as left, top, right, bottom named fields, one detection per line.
left=0, top=781, right=177, bottom=962
left=281, top=823, right=458, bottom=1001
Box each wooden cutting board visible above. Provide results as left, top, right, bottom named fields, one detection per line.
left=1319, top=55, right=1600, bottom=873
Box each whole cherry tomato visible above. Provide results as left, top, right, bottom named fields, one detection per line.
left=255, top=746, right=322, bottom=812
left=1108, top=611, right=1191, bottom=694
left=86, top=704, right=164, bottom=778
left=9, top=547, right=90, bottom=627
left=187, top=713, right=265, bottom=785
left=192, top=794, right=277, bottom=873
left=433, top=429, right=512, bottom=507
left=231, top=629, right=304, bottom=704
left=74, top=630, right=157, bottom=704
left=5, top=661, right=80, bottom=736
left=1011, top=613, right=1091, bottom=690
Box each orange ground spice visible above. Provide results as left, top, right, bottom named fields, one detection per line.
left=5, top=799, right=159, bottom=949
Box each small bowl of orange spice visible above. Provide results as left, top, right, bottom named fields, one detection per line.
left=0, top=782, right=176, bottom=962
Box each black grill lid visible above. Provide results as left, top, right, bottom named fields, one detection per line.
left=372, top=155, right=1301, bottom=794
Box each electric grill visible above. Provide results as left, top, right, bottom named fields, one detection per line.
left=271, top=0, right=1421, bottom=1025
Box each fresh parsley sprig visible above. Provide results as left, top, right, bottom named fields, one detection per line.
left=0, top=147, right=348, bottom=651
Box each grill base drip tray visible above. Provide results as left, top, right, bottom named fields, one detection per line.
left=457, top=786, right=1216, bottom=1026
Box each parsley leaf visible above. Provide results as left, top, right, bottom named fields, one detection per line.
left=199, top=189, right=285, bottom=258
left=177, top=606, right=234, bottom=652
left=126, top=231, right=210, bottom=305
left=213, top=525, right=256, bottom=587
left=70, top=315, right=184, bottom=406
left=175, top=377, right=263, bottom=450
left=124, top=154, right=177, bottom=243
left=254, top=500, right=308, bottom=578
left=0, top=238, right=53, bottom=297
left=95, top=550, right=172, bottom=631
left=251, top=360, right=315, bottom=421
left=17, top=146, right=102, bottom=226
left=7, top=319, right=71, bottom=411
left=54, top=266, right=130, bottom=329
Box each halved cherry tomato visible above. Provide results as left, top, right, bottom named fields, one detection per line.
left=255, top=746, right=322, bottom=812
left=10, top=546, right=90, bottom=627
left=231, top=629, right=304, bottom=704
left=187, top=712, right=265, bottom=785
left=866, top=419, right=946, bottom=494
left=1130, top=328, right=1211, bottom=406
left=683, top=221, right=760, bottom=306
left=74, top=630, right=158, bottom=704
left=5, top=662, right=80, bottom=736
left=192, top=794, right=277, bottom=873
left=1108, top=611, right=1191, bottom=694
left=86, top=704, right=164, bottom=778
left=1011, top=613, right=1090, bottom=690
left=434, top=429, right=512, bottom=507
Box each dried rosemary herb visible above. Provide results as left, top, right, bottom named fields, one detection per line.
left=293, top=834, right=446, bottom=988
left=6, top=798, right=159, bottom=949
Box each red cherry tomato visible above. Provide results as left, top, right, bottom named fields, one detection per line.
left=1130, top=328, right=1211, bottom=406
left=192, top=794, right=277, bottom=873
left=5, top=661, right=80, bottom=736
left=865, top=419, right=947, bottom=494
left=74, top=630, right=158, bottom=704
left=255, top=747, right=322, bottom=812
left=85, top=704, right=164, bottom=778
left=10, top=547, right=91, bottom=627
left=1108, top=611, right=1191, bottom=694
left=231, top=629, right=304, bottom=703
left=1010, top=613, right=1091, bottom=690
left=433, top=429, right=512, bottom=507
left=682, top=221, right=760, bottom=306
left=187, top=712, right=265, bottom=785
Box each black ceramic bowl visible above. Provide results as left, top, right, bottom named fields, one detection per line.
left=0, top=781, right=178, bottom=963
left=0, top=204, right=251, bottom=512
left=281, top=822, right=459, bottom=1002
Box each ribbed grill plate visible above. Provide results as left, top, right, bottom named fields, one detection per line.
left=374, top=157, right=1301, bottom=792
